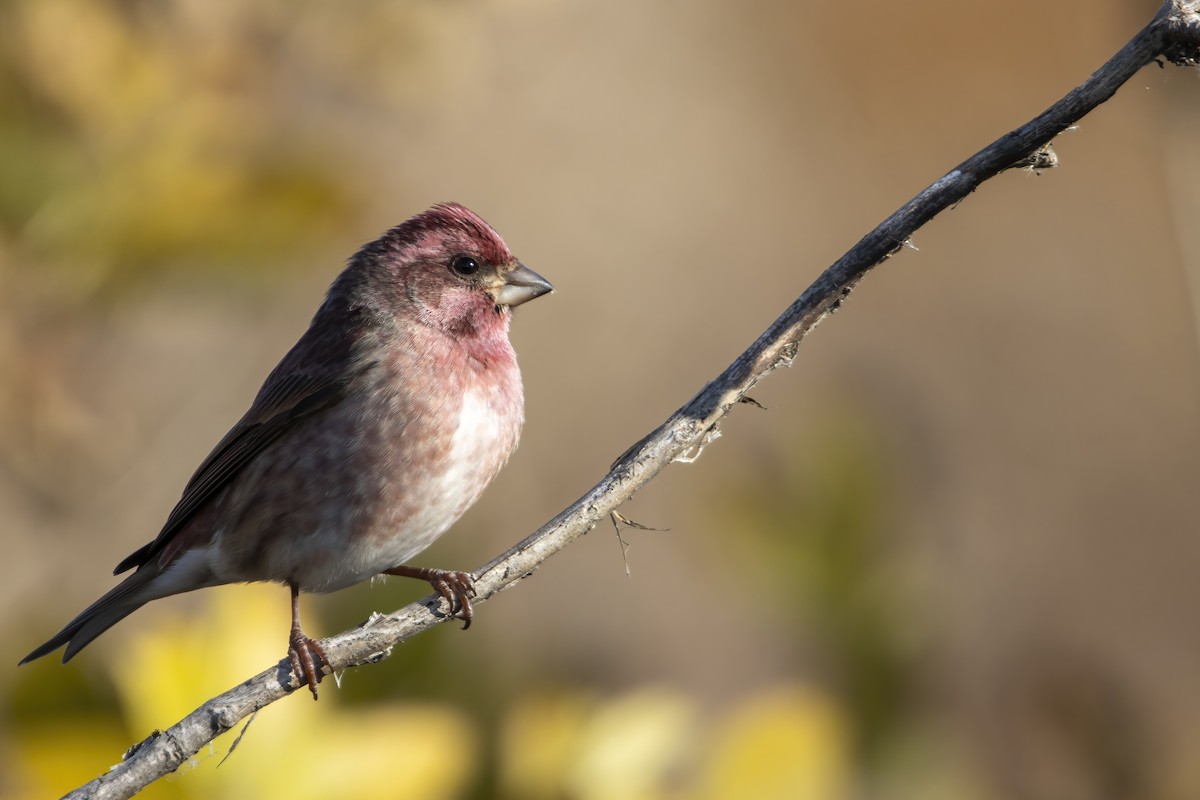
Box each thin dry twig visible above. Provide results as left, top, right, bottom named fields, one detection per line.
left=611, top=509, right=669, bottom=576
left=61, top=2, right=1200, bottom=798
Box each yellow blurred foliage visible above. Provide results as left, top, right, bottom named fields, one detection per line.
left=501, top=688, right=696, bottom=800
left=7, top=719, right=129, bottom=800
left=8, top=590, right=860, bottom=800
left=15, top=0, right=173, bottom=136
left=121, top=585, right=479, bottom=800
left=698, top=687, right=852, bottom=800
left=2, top=0, right=350, bottom=295
left=499, top=684, right=854, bottom=800
left=500, top=690, right=593, bottom=798
left=11, top=586, right=477, bottom=800
left=567, top=689, right=695, bottom=800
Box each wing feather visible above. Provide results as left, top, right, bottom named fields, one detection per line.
left=114, top=317, right=380, bottom=574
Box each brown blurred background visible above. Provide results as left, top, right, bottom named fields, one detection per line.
left=4, top=0, right=1200, bottom=798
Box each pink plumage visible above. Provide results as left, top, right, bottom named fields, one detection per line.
left=21, top=203, right=553, bottom=698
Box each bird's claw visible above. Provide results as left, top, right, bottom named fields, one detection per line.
left=288, top=629, right=329, bottom=700
left=428, top=570, right=477, bottom=629
left=384, top=565, right=477, bottom=628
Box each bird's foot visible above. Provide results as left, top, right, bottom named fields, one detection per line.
left=384, top=565, right=477, bottom=628
left=288, top=628, right=329, bottom=700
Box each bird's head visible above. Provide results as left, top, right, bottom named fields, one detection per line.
left=357, top=203, right=552, bottom=339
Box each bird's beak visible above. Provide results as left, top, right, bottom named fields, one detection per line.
left=493, top=262, right=554, bottom=307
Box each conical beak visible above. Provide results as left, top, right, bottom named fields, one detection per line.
left=493, top=262, right=554, bottom=307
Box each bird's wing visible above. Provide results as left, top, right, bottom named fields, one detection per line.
left=114, top=335, right=378, bottom=575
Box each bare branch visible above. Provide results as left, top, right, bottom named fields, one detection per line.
left=62, top=2, right=1200, bottom=798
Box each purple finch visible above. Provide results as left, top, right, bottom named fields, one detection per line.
left=20, top=203, right=552, bottom=698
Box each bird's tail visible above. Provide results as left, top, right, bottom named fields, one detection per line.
left=20, top=567, right=164, bottom=665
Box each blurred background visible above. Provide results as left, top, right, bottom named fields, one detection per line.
left=3, top=0, right=1199, bottom=797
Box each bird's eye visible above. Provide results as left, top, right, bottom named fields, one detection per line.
left=450, top=256, right=480, bottom=276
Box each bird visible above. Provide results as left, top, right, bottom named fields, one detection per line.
left=20, top=202, right=553, bottom=699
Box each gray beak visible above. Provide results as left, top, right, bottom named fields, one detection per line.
left=494, top=262, right=554, bottom=307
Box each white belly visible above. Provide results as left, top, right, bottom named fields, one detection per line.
left=296, top=384, right=519, bottom=592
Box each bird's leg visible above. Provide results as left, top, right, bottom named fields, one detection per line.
left=287, top=583, right=328, bottom=700
left=384, top=566, right=477, bottom=629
